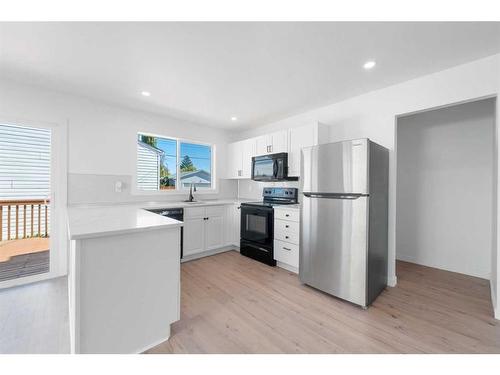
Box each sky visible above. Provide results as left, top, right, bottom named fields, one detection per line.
left=155, top=137, right=211, bottom=175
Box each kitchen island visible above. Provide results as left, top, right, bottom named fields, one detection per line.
left=67, top=206, right=183, bottom=354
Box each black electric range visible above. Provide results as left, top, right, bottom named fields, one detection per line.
left=240, top=187, right=298, bottom=266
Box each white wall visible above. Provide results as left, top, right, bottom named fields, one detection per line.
left=233, top=54, right=500, bottom=290
left=396, top=98, right=495, bottom=279
left=0, top=78, right=237, bottom=279
left=0, top=78, right=237, bottom=205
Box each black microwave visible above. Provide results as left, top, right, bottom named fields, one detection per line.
left=251, top=152, right=294, bottom=181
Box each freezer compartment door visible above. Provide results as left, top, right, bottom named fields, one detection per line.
left=301, top=139, right=369, bottom=194
left=300, top=194, right=368, bottom=306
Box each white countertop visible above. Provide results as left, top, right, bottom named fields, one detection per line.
left=67, top=199, right=249, bottom=240
left=67, top=206, right=184, bottom=240
left=273, top=204, right=301, bottom=210
left=67, top=198, right=300, bottom=240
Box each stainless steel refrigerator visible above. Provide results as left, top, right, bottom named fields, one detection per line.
left=300, top=138, right=389, bottom=308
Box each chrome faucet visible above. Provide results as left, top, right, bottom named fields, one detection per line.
left=188, top=183, right=197, bottom=202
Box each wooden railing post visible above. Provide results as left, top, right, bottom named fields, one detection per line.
left=23, top=204, right=27, bottom=238
left=38, top=204, right=41, bottom=238
left=45, top=204, right=48, bottom=237
left=7, top=205, right=11, bottom=240
left=31, top=204, right=34, bottom=237
left=15, top=204, right=19, bottom=239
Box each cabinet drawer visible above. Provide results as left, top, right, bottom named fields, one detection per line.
left=274, top=223, right=300, bottom=245
left=274, top=240, right=299, bottom=268
left=274, top=219, right=299, bottom=235
left=206, top=205, right=225, bottom=217
left=274, top=208, right=300, bottom=222
left=184, top=207, right=206, bottom=219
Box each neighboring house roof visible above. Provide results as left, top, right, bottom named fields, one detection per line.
left=137, top=140, right=164, bottom=155
left=180, top=170, right=211, bottom=184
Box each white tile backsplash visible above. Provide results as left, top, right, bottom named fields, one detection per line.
left=237, top=179, right=300, bottom=200
left=68, top=173, right=238, bottom=205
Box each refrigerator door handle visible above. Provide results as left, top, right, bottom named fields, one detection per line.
left=303, top=192, right=367, bottom=200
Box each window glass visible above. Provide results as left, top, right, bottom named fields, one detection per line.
left=179, top=142, right=212, bottom=189
left=137, top=134, right=177, bottom=190
left=137, top=134, right=213, bottom=192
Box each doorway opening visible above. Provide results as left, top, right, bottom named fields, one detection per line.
left=0, top=123, right=51, bottom=282
left=395, top=97, right=495, bottom=280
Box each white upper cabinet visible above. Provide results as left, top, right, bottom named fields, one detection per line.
left=226, top=139, right=255, bottom=179
left=288, top=123, right=329, bottom=177
left=269, top=130, right=289, bottom=153
left=241, top=138, right=255, bottom=178
left=226, top=141, right=243, bottom=179
left=255, top=134, right=270, bottom=155
left=225, top=124, right=326, bottom=179
left=255, top=130, right=288, bottom=156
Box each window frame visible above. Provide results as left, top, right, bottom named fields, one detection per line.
left=135, top=132, right=217, bottom=195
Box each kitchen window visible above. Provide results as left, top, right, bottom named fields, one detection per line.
left=136, top=133, right=214, bottom=192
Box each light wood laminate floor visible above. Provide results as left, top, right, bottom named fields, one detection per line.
left=1, top=250, right=499, bottom=353
left=0, top=276, right=69, bottom=353
left=146, top=251, right=500, bottom=354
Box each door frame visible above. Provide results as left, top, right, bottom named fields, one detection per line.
left=0, top=115, right=68, bottom=289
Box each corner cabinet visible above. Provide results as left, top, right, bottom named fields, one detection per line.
left=183, top=205, right=228, bottom=258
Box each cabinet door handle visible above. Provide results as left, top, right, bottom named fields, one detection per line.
left=285, top=236, right=289, bottom=239
left=285, top=214, right=290, bottom=217
left=285, top=225, right=289, bottom=228
left=283, top=247, right=292, bottom=251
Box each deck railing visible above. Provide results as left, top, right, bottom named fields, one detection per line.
left=0, top=199, right=50, bottom=241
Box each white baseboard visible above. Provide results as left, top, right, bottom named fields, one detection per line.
left=396, top=254, right=489, bottom=280
left=490, top=280, right=499, bottom=320
left=181, top=246, right=237, bottom=263
left=277, top=261, right=298, bottom=274
left=387, top=275, right=397, bottom=287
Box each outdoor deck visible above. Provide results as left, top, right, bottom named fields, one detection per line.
left=0, top=238, right=50, bottom=281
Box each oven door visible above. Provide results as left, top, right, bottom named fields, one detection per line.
left=240, top=205, right=273, bottom=245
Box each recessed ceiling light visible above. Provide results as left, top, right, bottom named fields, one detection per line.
left=141, top=91, right=151, bottom=97
left=363, top=60, right=376, bottom=70
left=231, top=117, right=238, bottom=121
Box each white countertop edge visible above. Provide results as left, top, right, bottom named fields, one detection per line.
left=68, top=198, right=250, bottom=210
left=69, top=220, right=183, bottom=241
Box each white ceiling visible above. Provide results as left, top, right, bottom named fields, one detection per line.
left=1, top=22, right=499, bottom=129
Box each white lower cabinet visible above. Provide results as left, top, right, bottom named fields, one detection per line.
left=274, top=240, right=299, bottom=269
left=183, top=216, right=205, bottom=256
left=183, top=205, right=228, bottom=257
left=273, top=207, right=300, bottom=272
left=205, top=209, right=225, bottom=251
left=225, top=203, right=241, bottom=247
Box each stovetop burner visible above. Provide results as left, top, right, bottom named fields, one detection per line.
left=241, top=187, right=298, bottom=208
